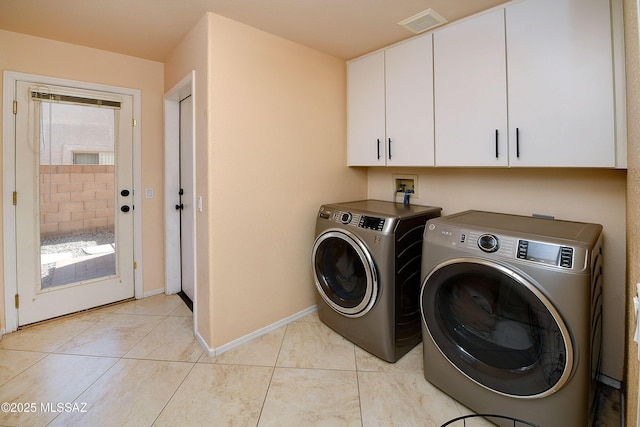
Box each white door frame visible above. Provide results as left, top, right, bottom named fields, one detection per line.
left=2, top=71, right=143, bottom=333
left=163, top=71, right=196, bottom=301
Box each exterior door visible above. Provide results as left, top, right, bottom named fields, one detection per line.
left=421, top=259, right=573, bottom=397
left=14, top=80, right=134, bottom=325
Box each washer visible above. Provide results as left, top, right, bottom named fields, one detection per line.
left=312, top=200, right=441, bottom=362
left=420, top=210, right=603, bottom=427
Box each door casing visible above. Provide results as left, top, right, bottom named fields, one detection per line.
left=163, top=71, right=196, bottom=310
left=2, top=71, right=143, bottom=333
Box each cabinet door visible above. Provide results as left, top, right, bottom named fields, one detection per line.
left=434, top=9, right=508, bottom=166
left=506, top=0, right=615, bottom=167
left=385, top=34, right=435, bottom=166
left=347, top=52, right=386, bottom=166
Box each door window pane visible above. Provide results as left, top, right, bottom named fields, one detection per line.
left=39, top=102, right=117, bottom=288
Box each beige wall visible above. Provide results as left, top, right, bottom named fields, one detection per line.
left=166, top=13, right=367, bottom=349
left=0, top=29, right=166, bottom=330
left=369, top=167, right=627, bottom=381
left=164, top=15, right=212, bottom=345
left=207, top=13, right=367, bottom=347
left=624, top=0, right=640, bottom=424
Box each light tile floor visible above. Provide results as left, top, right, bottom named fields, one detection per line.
left=0, top=294, right=621, bottom=427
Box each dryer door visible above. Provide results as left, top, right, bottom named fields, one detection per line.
left=312, top=229, right=378, bottom=317
left=421, top=258, right=573, bottom=398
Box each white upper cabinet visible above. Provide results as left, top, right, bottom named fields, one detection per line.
left=434, top=9, right=508, bottom=166
left=385, top=35, right=435, bottom=166
left=347, top=34, right=434, bottom=166
left=347, top=51, right=386, bottom=166
left=347, top=0, right=622, bottom=168
left=506, top=0, right=616, bottom=167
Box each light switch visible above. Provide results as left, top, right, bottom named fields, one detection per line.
left=145, top=188, right=154, bottom=199
left=197, top=195, right=203, bottom=212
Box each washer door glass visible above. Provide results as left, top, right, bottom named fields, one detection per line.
left=421, top=259, right=572, bottom=398
left=312, top=230, right=377, bottom=317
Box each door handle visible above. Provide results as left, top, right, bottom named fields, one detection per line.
left=120, top=189, right=130, bottom=197
left=121, top=205, right=131, bottom=213
left=175, top=204, right=184, bottom=210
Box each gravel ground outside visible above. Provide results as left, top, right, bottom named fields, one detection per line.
left=40, top=230, right=115, bottom=288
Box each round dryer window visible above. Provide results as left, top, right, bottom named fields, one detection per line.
left=420, top=259, right=573, bottom=398
left=312, top=230, right=377, bottom=317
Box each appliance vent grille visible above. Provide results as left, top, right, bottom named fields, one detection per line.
left=398, top=9, right=448, bottom=34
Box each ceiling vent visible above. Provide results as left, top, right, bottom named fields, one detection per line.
left=398, top=9, right=448, bottom=34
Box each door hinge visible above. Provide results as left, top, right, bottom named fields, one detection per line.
left=133, top=261, right=137, bottom=270
left=13, top=100, right=17, bottom=115
left=14, top=294, right=19, bottom=309
left=12, top=191, right=17, bottom=206
left=132, top=119, right=137, bottom=127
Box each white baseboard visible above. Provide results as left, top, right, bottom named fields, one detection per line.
left=195, top=328, right=211, bottom=357
left=143, top=288, right=165, bottom=298
left=198, top=305, right=318, bottom=358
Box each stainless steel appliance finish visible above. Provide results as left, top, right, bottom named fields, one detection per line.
left=313, top=200, right=441, bottom=362
left=420, top=210, right=603, bottom=427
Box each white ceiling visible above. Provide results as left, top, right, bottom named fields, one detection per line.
left=0, top=0, right=510, bottom=61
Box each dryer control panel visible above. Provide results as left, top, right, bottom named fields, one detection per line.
left=427, top=223, right=582, bottom=271
left=517, top=240, right=574, bottom=269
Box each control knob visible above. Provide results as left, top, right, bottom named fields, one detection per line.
left=340, top=212, right=352, bottom=224
left=478, top=234, right=499, bottom=253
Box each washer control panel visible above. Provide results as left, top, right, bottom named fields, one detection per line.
left=517, top=239, right=574, bottom=268
left=358, top=215, right=385, bottom=231
left=318, top=207, right=386, bottom=231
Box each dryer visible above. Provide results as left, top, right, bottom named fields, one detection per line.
left=420, top=210, right=603, bottom=427
left=312, top=200, right=441, bottom=362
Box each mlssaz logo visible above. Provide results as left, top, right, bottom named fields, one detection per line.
left=41, top=402, right=88, bottom=413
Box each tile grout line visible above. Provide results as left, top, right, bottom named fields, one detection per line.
left=1, top=305, right=128, bottom=416
left=44, top=300, right=187, bottom=426
left=44, top=353, right=120, bottom=426
left=0, top=349, right=48, bottom=388
left=46, top=305, right=157, bottom=425
left=255, top=320, right=289, bottom=426
left=354, top=344, right=365, bottom=427
left=150, top=358, right=199, bottom=426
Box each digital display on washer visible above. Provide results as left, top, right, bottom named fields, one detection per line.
left=517, top=240, right=574, bottom=268
left=359, top=215, right=385, bottom=231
